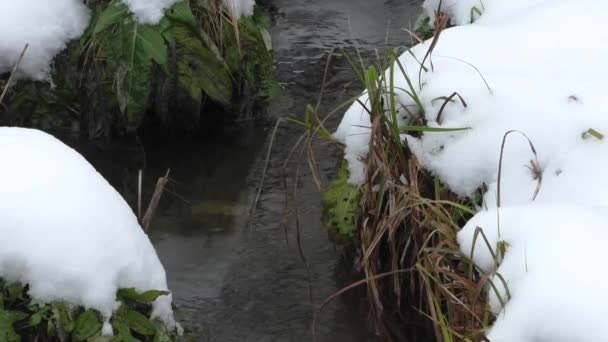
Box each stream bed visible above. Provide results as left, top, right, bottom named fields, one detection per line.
left=70, top=1, right=422, bottom=340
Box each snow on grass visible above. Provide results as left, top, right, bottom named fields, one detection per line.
left=0, top=128, right=176, bottom=332
left=459, top=204, right=608, bottom=341
left=121, top=0, right=182, bottom=24
left=0, top=0, right=186, bottom=80
left=336, top=0, right=608, bottom=340
left=0, top=0, right=90, bottom=80
left=223, top=0, right=256, bottom=19
left=422, top=0, right=551, bottom=26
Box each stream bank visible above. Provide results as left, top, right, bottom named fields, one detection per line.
left=64, top=0, right=423, bottom=340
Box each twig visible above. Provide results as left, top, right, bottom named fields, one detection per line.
left=0, top=44, right=29, bottom=105
left=142, top=169, right=171, bottom=231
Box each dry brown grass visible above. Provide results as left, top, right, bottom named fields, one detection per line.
left=314, top=9, right=502, bottom=342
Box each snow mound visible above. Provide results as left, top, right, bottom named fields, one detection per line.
left=459, top=204, right=608, bottom=341
left=121, top=0, right=182, bottom=24
left=0, top=128, right=176, bottom=330
left=0, top=0, right=90, bottom=80
left=421, top=0, right=550, bottom=26
left=422, top=0, right=485, bottom=26
left=223, top=0, right=256, bottom=19
left=336, top=0, right=608, bottom=339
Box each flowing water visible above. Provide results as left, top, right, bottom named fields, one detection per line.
left=71, top=1, right=422, bottom=340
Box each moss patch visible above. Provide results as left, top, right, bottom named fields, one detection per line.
left=322, top=161, right=361, bottom=244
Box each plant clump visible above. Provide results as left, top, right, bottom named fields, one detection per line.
left=1, top=0, right=276, bottom=138
left=0, top=280, right=178, bottom=341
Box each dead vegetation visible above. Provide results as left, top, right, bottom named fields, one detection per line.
left=312, top=9, right=500, bottom=342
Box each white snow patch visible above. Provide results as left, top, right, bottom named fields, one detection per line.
left=120, top=0, right=182, bottom=24
left=223, top=0, right=256, bottom=19
left=422, top=0, right=550, bottom=26
left=0, top=0, right=90, bottom=80
left=459, top=204, right=608, bottom=341
left=0, top=128, right=176, bottom=330
left=336, top=0, right=608, bottom=340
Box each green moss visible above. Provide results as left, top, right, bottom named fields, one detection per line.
left=0, top=280, right=179, bottom=341
left=322, top=161, right=362, bottom=244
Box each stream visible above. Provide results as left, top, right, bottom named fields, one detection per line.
left=69, top=1, right=422, bottom=340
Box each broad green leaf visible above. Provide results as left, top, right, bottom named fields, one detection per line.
left=124, top=309, right=155, bottom=336
left=166, top=1, right=197, bottom=28
left=117, top=288, right=170, bottom=304
left=73, top=309, right=102, bottom=341
left=94, top=2, right=130, bottom=34
left=115, top=321, right=140, bottom=342
left=51, top=303, right=75, bottom=333
left=172, top=25, right=232, bottom=104
left=28, top=312, right=42, bottom=326
left=0, top=309, right=27, bottom=342
left=108, top=19, right=160, bottom=125
left=138, top=25, right=168, bottom=65
left=6, top=283, right=23, bottom=302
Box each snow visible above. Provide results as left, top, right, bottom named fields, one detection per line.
left=459, top=204, right=608, bottom=341
left=121, top=0, right=182, bottom=24
left=421, top=0, right=551, bottom=26
left=0, top=128, right=177, bottom=332
left=0, top=0, right=182, bottom=80
left=422, top=0, right=485, bottom=26
left=335, top=0, right=608, bottom=340
left=223, top=0, right=256, bottom=19
left=0, top=0, right=90, bottom=80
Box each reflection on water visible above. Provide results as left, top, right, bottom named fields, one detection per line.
left=63, top=0, right=422, bottom=340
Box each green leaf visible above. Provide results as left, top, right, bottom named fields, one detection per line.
left=73, top=309, right=102, bottom=341
left=123, top=309, right=155, bottom=336
left=117, top=288, right=170, bottom=304
left=166, top=1, right=197, bottom=28
left=172, top=25, right=232, bottom=104
left=153, top=320, right=172, bottom=342
left=94, top=2, right=130, bottom=34
left=51, top=303, right=75, bottom=333
left=138, top=25, right=168, bottom=65
left=115, top=321, right=141, bottom=342
left=259, top=27, right=272, bottom=51
left=107, top=19, right=160, bottom=125
left=0, top=310, right=21, bottom=342
left=0, top=309, right=26, bottom=342
left=28, top=312, right=42, bottom=327
left=6, top=283, right=23, bottom=302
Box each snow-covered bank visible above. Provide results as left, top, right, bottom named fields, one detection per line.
left=335, top=0, right=608, bottom=340
left=0, top=0, right=90, bottom=80
left=0, top=0, right=198, bottom=80
left=0, top=0, right=173, bottom=80
left=0, top=128, right=176, bottom=332
left=459, top=204, right=608, bottom=341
